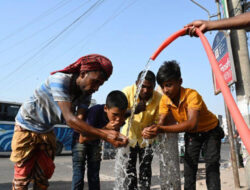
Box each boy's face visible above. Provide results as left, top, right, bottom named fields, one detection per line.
left=136, top=79, right=155, bottom=101
left=104, top=106, right=126, bottom=126
left=77, top=71, right=105, bottom=95
left=160, top=78, right=182, bottom=100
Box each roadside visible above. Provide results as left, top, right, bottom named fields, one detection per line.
left=47, top=153, right=250, bottom=190
left=0, top=145, right=249, bottom=190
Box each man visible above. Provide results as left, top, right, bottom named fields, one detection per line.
left=10, top=54, right=128, bottom=190
left=121, top=70, right=162, bottom=190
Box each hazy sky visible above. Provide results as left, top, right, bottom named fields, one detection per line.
left=0, top=0, right=236, bottom=116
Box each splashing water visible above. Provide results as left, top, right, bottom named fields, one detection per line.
left=114, top=58, right=181, bottom=189
left=114, top=59, right=153, bottom=190
left=155, top=133, right=181, bottom=189
left=126, top=58, right=153, bottom=137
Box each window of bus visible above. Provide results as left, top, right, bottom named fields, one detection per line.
left=0, top=103, right=20, bottom=121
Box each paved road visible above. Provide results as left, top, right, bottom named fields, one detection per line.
left=0, top=144, right=231, bottom=190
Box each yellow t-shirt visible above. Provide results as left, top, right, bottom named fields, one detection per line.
left=121, top=84, right=162, bottom=148
left=159, top=87, right=218, bottom=133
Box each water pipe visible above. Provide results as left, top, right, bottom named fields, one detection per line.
left=150, top=27, right=250, bottom=154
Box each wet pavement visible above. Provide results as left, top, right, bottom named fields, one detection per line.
left=0, top=144, right=248, bottom=190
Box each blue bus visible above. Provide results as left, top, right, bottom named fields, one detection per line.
left=0, top=101, right=73, bottom=155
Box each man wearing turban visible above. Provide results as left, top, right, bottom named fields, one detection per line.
left=10, top=54, right=128, bottom=190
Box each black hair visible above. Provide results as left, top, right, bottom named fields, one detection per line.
left=137, top=70, right=156, bottom=84
left=106, top=90, right=128, bottom=110
left=156, top=60, right=181, bottom=85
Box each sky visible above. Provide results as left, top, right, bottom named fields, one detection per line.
left=0, top=0, right=239, bottom=116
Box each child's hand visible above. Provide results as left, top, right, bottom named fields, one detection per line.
left=142, top=125, right=160, bottom=139
left=105, top=120, right=124, bottom=131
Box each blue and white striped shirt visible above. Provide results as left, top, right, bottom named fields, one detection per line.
left=16, top=73, right=91, bottom=133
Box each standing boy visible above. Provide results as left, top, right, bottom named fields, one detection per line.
left=121, top=70, right=162, bottom=190
left=10, top=54, right=128, bottom=190
left=142, top=61, right=224, bottom=190
left=71, top=90, right=128, bottom=190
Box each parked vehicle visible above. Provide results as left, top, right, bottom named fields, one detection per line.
left=0, top=101, right=73, bottom=155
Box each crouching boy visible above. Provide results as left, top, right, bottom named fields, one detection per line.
left=72, top=90, right=128, bottom=190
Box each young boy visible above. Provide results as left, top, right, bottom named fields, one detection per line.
left=142, top=61, right=225, bottom=190
left=71, top=90, right=128, bottom=190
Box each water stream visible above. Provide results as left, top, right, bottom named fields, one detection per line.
left=114, top=59, right=153, bottom=190
left=126, top=58, right=153, bottom=136
left=114, top=58, right=181, bottom=190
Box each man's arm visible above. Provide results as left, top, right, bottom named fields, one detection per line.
left=80, top=120, right=123, bottom=143
left=58, top=101, right=103, bottom=137
left=186, top=12, right=250, bottom=36
left=76, top=107, right=98, bottom=143
left=58, top=101, right=128, bottom=147
left=76, top=107, right=86, bottom=120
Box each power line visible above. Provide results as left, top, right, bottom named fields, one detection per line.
left=0, top=0, right=91, bottom=55
left=71, top=0, right=138, bottom=57
left=0, top=0, right=71, bottom=43
left=2, top=0, right=138, bottom=91
left=0, top=0, right=105, bottom=84
left=26, top=0, right=138, bottom=75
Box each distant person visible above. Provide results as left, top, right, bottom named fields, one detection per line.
left=10, top=54, right=128, bottom=190
left=71, top=90, right=128, bottom=190
left=233, top=130, right=244, bottom=168
left=142, top=61, right=225, bottom=190
left=120, top=70, right=162, bottom=190
left=185, top=12, right=250, bottom=36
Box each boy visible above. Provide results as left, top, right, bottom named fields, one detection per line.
left=121, top=70, right=161, bottom=190
left=142, top=61, right=224, bottom=190
left=72, top=90, right=128, bottom=190
left=11, top=54, right=127, bottom=190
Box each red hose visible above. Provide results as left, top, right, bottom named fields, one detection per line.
left=151, top=28, right=187, bottom=60
left=151, top=28, right=250, bottom=154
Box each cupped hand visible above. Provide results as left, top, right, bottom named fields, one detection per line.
left=105, top=120, right=120, bottom=131
left=142, top=125, right=159, bottom=139
left=105, top=130, right=128, bottom=148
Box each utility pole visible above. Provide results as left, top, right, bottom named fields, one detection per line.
left=215, top=0, right=240, bottom=188
left=227, top=0, right=250, bottom=188
left=225, top=104, right=241, bottom=188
